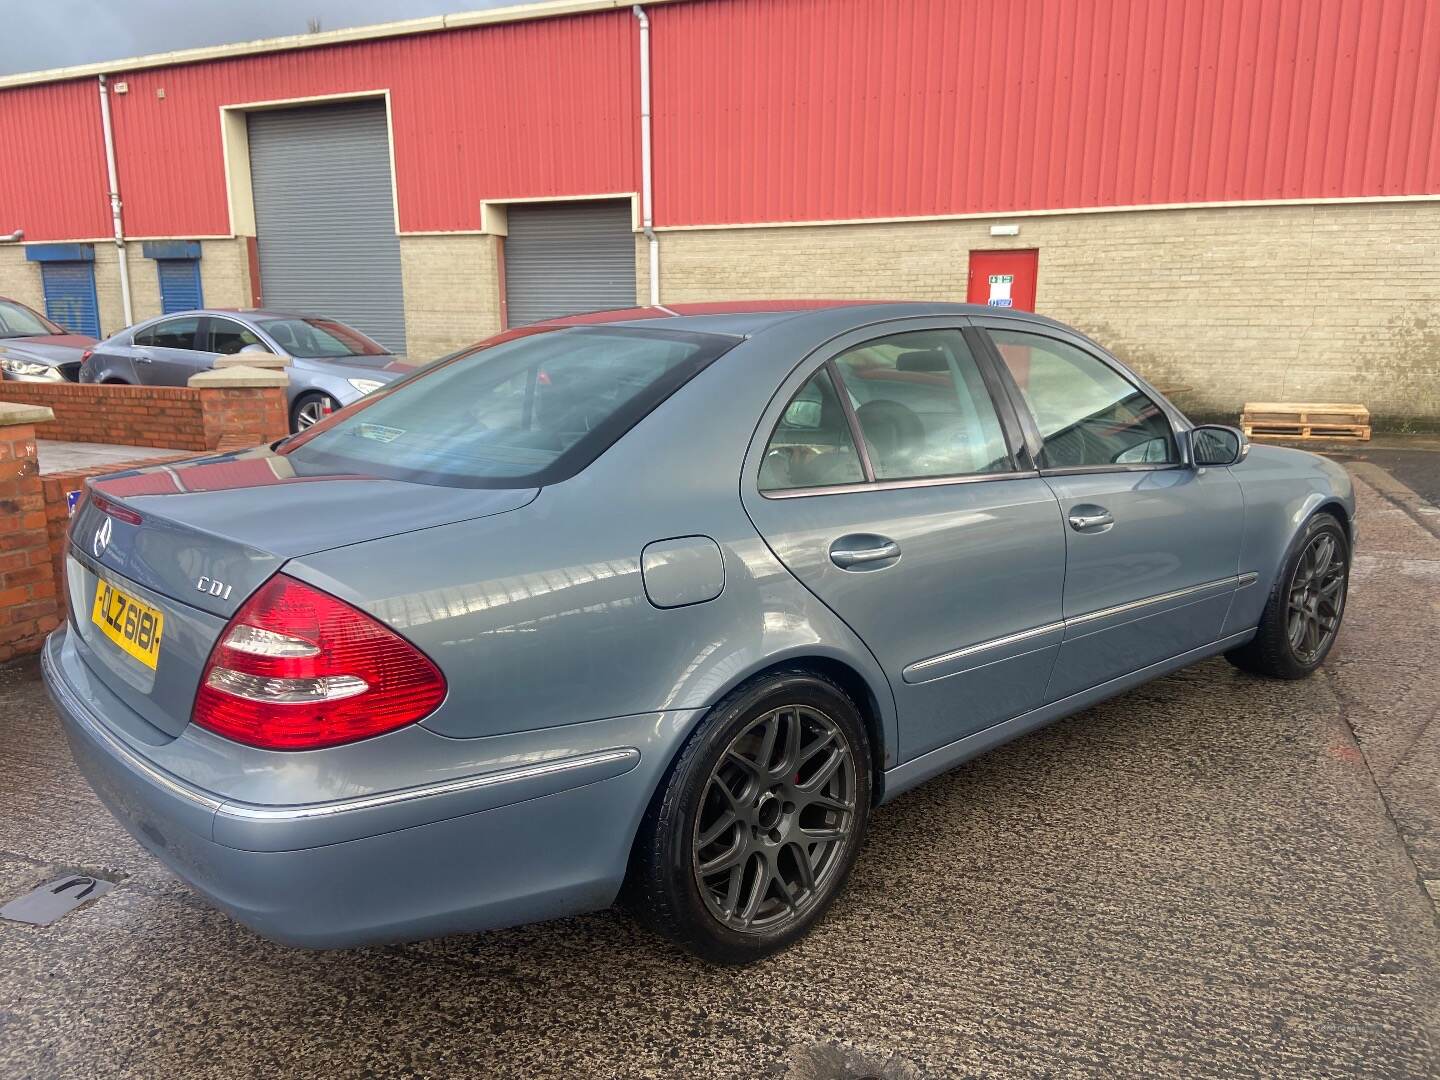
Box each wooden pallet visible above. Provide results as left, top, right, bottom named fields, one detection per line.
left=1241, top=401, right=1371, bottom=441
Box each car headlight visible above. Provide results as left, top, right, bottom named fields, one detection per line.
left=347, top=378, right=384, bottom=395
left=0, top=357, right=58, bottom=378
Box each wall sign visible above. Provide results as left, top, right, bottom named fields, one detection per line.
left=988, top=274, right=1015, bottom=307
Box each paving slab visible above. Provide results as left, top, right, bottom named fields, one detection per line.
left=36, top=440, right=190, bottom=474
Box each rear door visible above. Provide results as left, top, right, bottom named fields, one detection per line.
left=974, top=318, right=1245, bottom=700
left=133, top=315, right=206, bottom=385
left=742, top=319, right=1066, bottom=764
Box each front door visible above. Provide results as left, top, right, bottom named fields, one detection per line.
left=742, top=321, right=1066, bottom=764
left=974, top=320, right=1245, bottom=701
left=967, top=249, right=1039, bottom=312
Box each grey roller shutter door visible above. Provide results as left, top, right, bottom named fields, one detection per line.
left=248, top=102, right=407, bottom=353
left=504, top=200, right=636, bottom=326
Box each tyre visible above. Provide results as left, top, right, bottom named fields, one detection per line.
left=1226, top=512, right=1349, bottom=679
left=627, top=669, right=872, bottom=964
left=291, top=391, right=338, bottom=432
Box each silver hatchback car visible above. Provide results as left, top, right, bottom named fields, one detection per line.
left=45, top=302, right=1354, bottom=964
left=80, top=309, right=412, bottom=431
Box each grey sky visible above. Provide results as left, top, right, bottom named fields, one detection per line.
left=0, top=0, right=514, bottom=76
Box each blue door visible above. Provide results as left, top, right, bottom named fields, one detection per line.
left=41, top=262, right=100, bottom=337
left=157, top=259, right=203, bottom=314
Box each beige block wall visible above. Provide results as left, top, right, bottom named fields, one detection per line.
left=655, top=202, right=1440, bottom=427
left=0, top=238, right=252, bottom=338
left=400, top=233, right=502, bottom=360
left=0, top=245, right=46, bottom=312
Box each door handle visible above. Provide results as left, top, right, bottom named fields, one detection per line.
left=829, top=536, right=901, bottom=569
left=1067, top=507, right=1115, bottom=532
left=133, top=350, right=153, bottom=364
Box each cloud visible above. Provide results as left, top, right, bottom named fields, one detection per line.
left=0, top=0, right=512, bottom=76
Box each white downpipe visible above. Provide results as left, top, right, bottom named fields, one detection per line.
left=633, top=5, right=659, bottom=306
left=98, top=74, right=134, bottom=326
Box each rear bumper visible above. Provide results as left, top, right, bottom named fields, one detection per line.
left=43, top=627, right=686, bottom=947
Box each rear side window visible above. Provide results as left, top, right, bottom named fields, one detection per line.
left=136, top=317, right=200, bottom=351
left=989, top=329, right=1176, bottom=469
left=831, top=330, right=1011, bottom=480
left=207, top=318, right=266, bottom=355
left=758, top=369, right=865, bottom=491
left=281, top=325, right=735, bottom=488
left=760, top=329, right=1012, bottom=492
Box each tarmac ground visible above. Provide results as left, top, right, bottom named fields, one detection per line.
left=1, top=455, right=1438, bottom=1079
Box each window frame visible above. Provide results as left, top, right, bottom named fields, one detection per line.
left=134, top=315, right=204, bottom=352
left=754, top=317, right=1034, bottom=500
left=971, top=316, right=1191, bottom=477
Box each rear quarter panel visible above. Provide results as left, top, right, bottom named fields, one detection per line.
left=284, top=328, right=901, bottom=763
left=1223, top=444, right=1355, bottom=635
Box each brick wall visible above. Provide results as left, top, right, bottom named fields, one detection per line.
left=0, top=423, right=59, bottom=664
left=0, top=381, right=287, bottom=451
left=655, top=201, right=1440, bottom=428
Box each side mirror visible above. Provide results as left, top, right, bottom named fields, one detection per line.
left=1190, top=424, right=1248, bottom=467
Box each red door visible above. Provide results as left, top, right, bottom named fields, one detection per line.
left=967, top=249, right=1039, bottom=312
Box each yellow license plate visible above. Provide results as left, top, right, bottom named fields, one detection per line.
left=91, top=579, right=164, bottom=670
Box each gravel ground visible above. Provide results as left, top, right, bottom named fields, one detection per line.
left=0, top=465, right=1437, bottom=1080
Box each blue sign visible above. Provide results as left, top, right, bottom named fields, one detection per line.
left=988, top=298, right=1014, bottom=307
left=66, top=490, right=83, bottom=515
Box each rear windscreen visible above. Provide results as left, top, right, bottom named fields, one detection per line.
left=279, top=325, right=736, bottom=488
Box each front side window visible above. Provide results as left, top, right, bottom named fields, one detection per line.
left=257, top=317, right=387, bottom=358
left=207, top=318, right=266, bottom=356
left=990, top=329, right=1176, bottom=470
left=281, top=325, right=735, bottom=487
left=830, top=330, right=1012, bottom=480
left=0, top=299, right=61, bottom=338
left=137, top=317, right=201, bottom=351
left=758, top=368, right=865, bottom=491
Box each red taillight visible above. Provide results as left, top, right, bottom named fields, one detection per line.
left=192, top=574, right=446, bottom=750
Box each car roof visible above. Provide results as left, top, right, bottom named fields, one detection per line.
left=536, top=300, right=1073, bottom=338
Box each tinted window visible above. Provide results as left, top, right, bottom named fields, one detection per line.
left=257, top=317, right=387, bottom=358
left=207, top=318, right=266, bottom=356
left=281, top=326, right=734, bottom=488
left=831, top=330, right=1011, bottom=480
left=0, top=299, right=60, bottom=337
left=990, top=329, right=1175, bottom=469
left=136, top=317, right=201, bottom=351
left=759, top=369, right=865, bottom=491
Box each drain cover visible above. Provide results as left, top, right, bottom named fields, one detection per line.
left=1, top=875, right=116, bottom=925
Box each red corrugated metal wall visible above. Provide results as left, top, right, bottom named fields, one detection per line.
left=0, top=80, right=110, bottom=240
left=2, top=0, right=1438, bottom=241
left=1, top=10, right=636, bottom=241
left=653, top=0, right=1440, bottom=225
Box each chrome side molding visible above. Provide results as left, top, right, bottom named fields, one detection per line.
left=905, top=573, right=1256, bottom=684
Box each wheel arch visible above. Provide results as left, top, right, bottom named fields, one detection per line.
left=699, top=652, right=892, bottom=807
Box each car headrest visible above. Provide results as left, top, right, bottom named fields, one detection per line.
left=895, top=349, right=949, bottom=373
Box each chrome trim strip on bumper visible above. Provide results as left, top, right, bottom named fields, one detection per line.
left=215, top=748, right=641, bottom=823
left=904, top=573, right=1255, bottom=682
left=45, top=642, right=641, bottom=829
left=44, top=643, right=224, bottom=813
